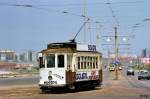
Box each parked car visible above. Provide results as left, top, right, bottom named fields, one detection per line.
left=138, top=70, right=150, bottom=80
left=126, top=67, right=134, bottom=76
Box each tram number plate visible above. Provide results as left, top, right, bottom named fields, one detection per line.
left=45, top=81, right=57, bottom=85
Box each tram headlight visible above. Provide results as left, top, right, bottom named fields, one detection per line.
left=48, top=76, right=52, bottom=80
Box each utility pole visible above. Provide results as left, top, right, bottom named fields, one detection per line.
left=108, top=49, right=111, bottom=68
left=101, top=27, right=133, bottom=80
left=114, top=27, right=118, bottom=80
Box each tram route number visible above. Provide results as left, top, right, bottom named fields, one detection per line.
left=44, top=81, right=57, bottom=85
left=88, top=45, right=96, bottom=51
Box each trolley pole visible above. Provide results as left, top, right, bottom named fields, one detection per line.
left=83, top=0, right=87, bottom=43
left=114, top=27, right=118, bottom=80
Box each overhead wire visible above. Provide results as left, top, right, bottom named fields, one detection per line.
left=0, top=3, right=88, bottom=19
left=17, top=1, right=150, bottom=7
left=1, top=0, right=150, bottom=7
left=131, top=18, right=150, bottom=34
left=0, top=1, right=149, bottom=39
left=106, top=0, right=120, bottom=27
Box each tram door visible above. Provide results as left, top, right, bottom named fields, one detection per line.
left=66, top=54, right=75, bottom=86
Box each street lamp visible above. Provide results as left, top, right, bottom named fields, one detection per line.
left=106, top=38, right=111, bottom=42
left=122, top=37, right=127, bottom=42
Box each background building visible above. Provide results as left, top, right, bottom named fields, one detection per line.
left=141, top=48, right=150, bottom=58
left=141, top=48, right=150, bottom=65
left=19, top=50, right=38, bottom=62
left=0, top=49, right=16, bottom=62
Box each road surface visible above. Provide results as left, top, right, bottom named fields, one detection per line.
left=0, top=69, right=150, bottom=99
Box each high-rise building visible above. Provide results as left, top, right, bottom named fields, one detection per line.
left=19, top=50, right=38, bottom=62
left=141, top=48, right=150, bottom=58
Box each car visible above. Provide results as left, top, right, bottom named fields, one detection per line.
left=109, top=64, right=115, bottom=71
left=126, top=67, right=134, bottom=76
left=138, top=70, right=150, bottom=80
left=118, top=66, right=122, bottom=70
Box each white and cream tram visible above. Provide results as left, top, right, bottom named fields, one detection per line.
left=38, top=42, right=102, bottom=91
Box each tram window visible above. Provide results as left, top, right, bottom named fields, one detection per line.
left=47, top=54, right=55, bottom=68
left=81, top=62, right=83, bottom=69
left=96, top=57, right=98, bottom=68
left=90, top=57, right=92, bottom=69
left=81, top=56, right=84, bottom=69
left=87, top=56, right=90, bottom=69
left=93, top=57, right=96, bottom=69
left=78, top=57, right=80, bottom=69
left=67, top=55, right=72, bottom=70
left=58, top=55, right=64, bottom=68
left=39, top=57, right=44, bottom=68
left=84, top=57, right=86, bottom=69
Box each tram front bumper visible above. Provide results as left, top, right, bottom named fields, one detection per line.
left=39, top=82, right=66, bottom=88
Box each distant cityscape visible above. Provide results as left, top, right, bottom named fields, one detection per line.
left=0, top=47, right=149, bottom=69
left=0, top=49, right=38, bottom=69
left=0, top=49, right=38, bottom=62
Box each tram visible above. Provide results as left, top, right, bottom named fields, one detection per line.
left=38, top=41, right=102, bottom=91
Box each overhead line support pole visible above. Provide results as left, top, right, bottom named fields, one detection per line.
left=114, top=27, right=118, bottom=80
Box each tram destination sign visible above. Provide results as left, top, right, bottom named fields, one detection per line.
left=77, top=44, right=96, bottom=51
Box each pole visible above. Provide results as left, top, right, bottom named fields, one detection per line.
left=114, top=27, right=118, bottom=80
left=108, top=50, right=110, bottom=68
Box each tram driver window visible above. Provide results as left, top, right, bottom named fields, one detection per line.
left=47, top=54, right=55, bottom=68
left=58, top=55, right=64, bottom=68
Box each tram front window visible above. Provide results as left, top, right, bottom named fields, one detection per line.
left=58, top=55, right=64, bottom=68
left=47, top=54, right=55, bottom=68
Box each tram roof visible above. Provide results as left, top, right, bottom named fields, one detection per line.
left=41, top=42, right=101, bottom=54
left=47, top=42, right=76, bottom=49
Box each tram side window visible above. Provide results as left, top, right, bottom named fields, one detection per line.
left=47, top=54, right=55, bottom=68
left=90, top=57, right=92, bottom=69
left=87, top=56, right=90, bottom=69
left=39, top=57, right=44, bottom=68
left=96, top=57, right=98, bottom=68
left=81, top=56, right=84, bottom=69
left=78, top=57, right=80, bottom=69
left=84, top=57, right=86, bottom=69
left=58, top=55, right=64, bottom=68
left=93, top=57, right=95, bottom=69
left=67, top=55, right=72, bottom=70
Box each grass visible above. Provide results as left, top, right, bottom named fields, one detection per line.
left=132, top=64, right=150, bottom=71
left=12, top=67, right=39, bottom=75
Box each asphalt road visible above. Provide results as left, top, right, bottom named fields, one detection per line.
left=0, top=69, right=150, bottom=99
left=122, top=68, right=150, bottom=90
left=0, top=76, right=39, bottom=86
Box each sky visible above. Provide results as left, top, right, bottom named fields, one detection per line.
left=0, top=0, right=150, bottom=56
